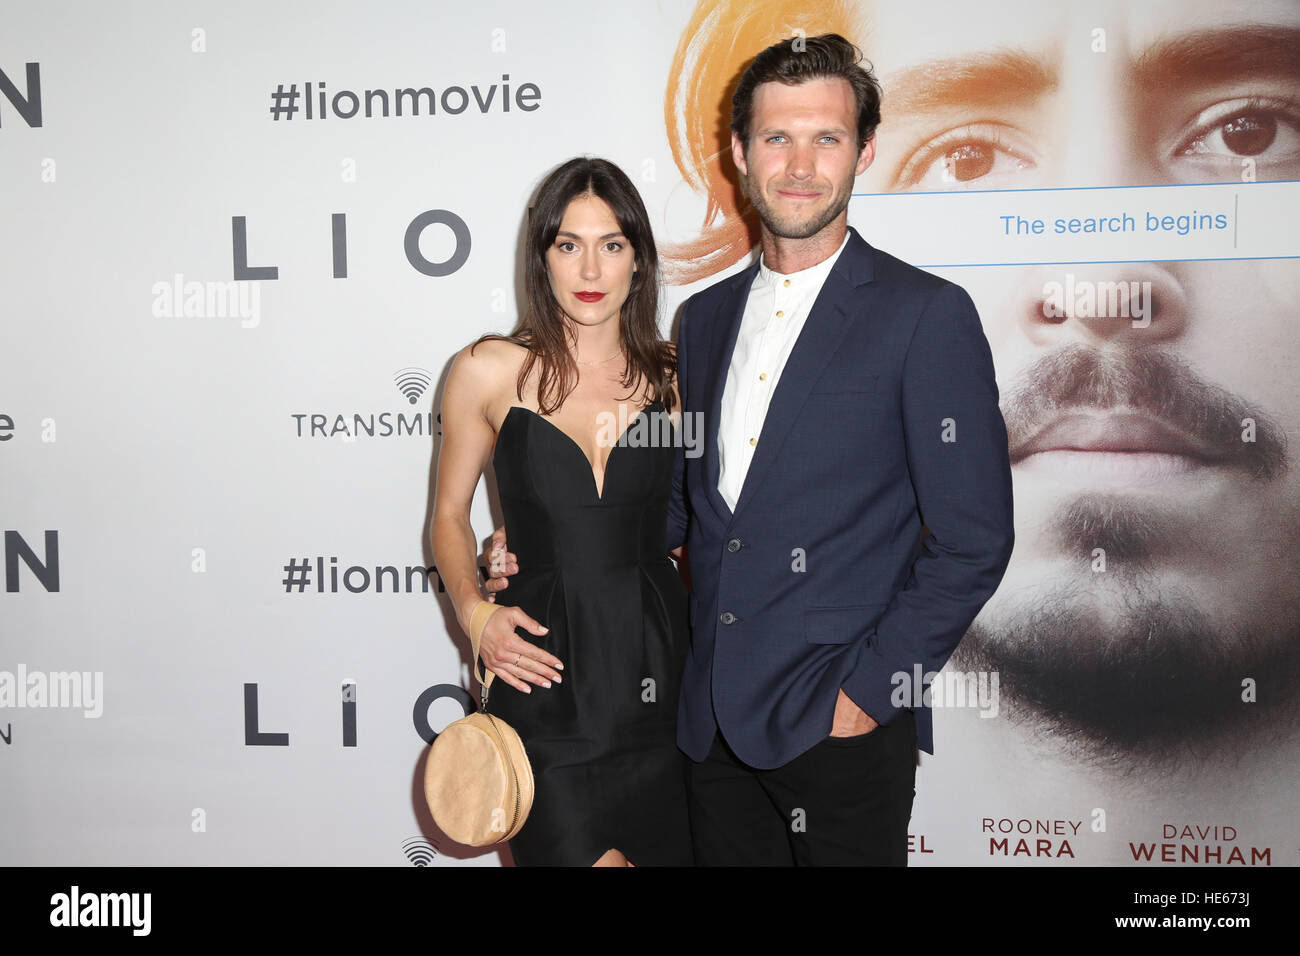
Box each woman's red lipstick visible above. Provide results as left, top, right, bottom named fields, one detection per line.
left=574, top=291, right=606, bottom=302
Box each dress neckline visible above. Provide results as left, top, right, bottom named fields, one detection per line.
left=502, top=400, right=664, bottom=502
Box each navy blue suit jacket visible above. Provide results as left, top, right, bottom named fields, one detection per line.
left=667, top=227, right=1014, bottom=769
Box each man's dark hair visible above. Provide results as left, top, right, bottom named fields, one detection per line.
left=731, top=33, right=882, bottom=151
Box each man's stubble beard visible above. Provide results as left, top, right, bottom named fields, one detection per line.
left=745, top=170, right=853, bottom=241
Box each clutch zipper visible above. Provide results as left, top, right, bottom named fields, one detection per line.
left=480, top=712, right=522, bottom=836
left=479, top=684, right=520, bottom=835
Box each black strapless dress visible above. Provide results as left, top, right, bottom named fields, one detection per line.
left=488, top=400, right=692, bottom=866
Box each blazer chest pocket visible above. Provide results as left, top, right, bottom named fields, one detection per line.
left=809, top=371, right=879, bottom=395
left=804, top=605, right=885, bottom=644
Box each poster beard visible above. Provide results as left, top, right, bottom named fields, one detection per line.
left=958, top=584, right=1300, bottom=765
left=954, top=345, right=1300, bottom=765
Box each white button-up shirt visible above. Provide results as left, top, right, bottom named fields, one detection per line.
left=717, top=232, right=850, bottom=510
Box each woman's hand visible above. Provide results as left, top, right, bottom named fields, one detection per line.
left=481, top=526, right=517, bottom=600
left=477, top=604, right=564, bottom=694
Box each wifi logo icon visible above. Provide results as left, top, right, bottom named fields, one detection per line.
left=394, top=367, right=432, bottom=405
left=402, top=836, right=438, bottom=867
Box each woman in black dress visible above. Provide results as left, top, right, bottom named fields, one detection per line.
left=430, top=158, right=691, bottom=866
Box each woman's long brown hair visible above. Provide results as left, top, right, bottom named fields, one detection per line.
left=476, top=157, right=675, bottom=416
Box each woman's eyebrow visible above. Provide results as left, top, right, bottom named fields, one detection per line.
left=555, top=231, right=627, bottom=240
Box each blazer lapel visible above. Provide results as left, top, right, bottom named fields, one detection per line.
left=730, top=230, right=877, bottom=518
left=703, top=261, right=760, bottom=521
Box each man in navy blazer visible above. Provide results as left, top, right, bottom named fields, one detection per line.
left=663, top=34, right=1014, bottom=865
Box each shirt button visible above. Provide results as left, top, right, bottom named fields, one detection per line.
left=783, top=279, right=791, bottom=287
left=748, top=437, right=757, bottom=446
left=727, top=538, right=742, bottom=552
left=776, top=310, right=784, bottom=318
left=758, top=372, right=767, bottom=381
left=719, top=611, right=736, bottom=625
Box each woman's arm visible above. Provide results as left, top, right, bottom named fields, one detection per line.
left=430, top=344, right=561, bottom=693
left=431, top=346, right=499, bottom=632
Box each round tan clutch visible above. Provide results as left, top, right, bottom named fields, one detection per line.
left=424, top=710, right=535, bottom=846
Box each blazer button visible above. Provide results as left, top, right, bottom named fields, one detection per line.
left=726, top=538, right=742, bottom=552
left=719, top=611, right=736, bottom=625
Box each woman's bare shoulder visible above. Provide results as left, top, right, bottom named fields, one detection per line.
left=462, top=335, right=530, bottom=363
left=451, top=336, right=529, bottom=382
left=446, top=337, right=533, bottom=422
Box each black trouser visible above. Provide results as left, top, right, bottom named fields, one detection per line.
left=687, top=711, right=917, bottom=866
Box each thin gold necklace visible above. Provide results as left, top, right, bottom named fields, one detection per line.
left=573, top=350, right=623, bottom=367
